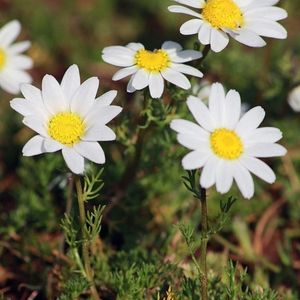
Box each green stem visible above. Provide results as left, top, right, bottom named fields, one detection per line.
left=199, top=188, right=208, bottom=300
left=75, top=175, right=100, bottom=300
left=198, top=45, right=211, bottom=66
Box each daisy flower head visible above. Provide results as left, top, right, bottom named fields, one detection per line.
left=171, top=82, right=287, bottom=199
left=10, top=64, right=122, bottom=174
left=168, top=0, right=288, bottom=53
left=102, top=41, right=203, bottom=99
left=0, top=20, right=33, bottom=94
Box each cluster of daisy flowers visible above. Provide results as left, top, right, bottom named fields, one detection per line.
left=3, top=0, right=289, bottom=200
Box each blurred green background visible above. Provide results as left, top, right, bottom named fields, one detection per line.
left=0, top=0, right=299, bottom=299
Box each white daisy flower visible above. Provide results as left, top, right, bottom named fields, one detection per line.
left=192, top=79, right=211, bottom=102
left=171, top=82, right=287, bottom=199
left=102, top=41, right=203, bottom=99
left=10, top=64, right=122, bottom=174
left=0, top=20, right=33, bottom=94
left=168, top=0, right=288, bottom=53
left=288, top=85, right=300, bottom=112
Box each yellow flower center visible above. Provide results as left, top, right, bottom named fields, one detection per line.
left=210, top=128, right=243, bottom=160
left=48, top=112, right=85, bottom=146
left=0, top=49, right=7, bottom=70
left=202, top=0, right=244, bottom=29
left=135, top=49, right=170, bottom=72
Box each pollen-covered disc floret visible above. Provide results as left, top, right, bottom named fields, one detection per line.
left=10, top=64, right=122, bottom=174
left=102, top=41, right=203, bottom=99
left=168, top=0, right=288, bottom=52
left=170, top=82, right=287, bottom=199
left=202, top=0, right=243, bottom=29
left=135, top=49, right=170, bottom=73
left=48, top=112, right=85, bottom=146
left=210, top=128, right=243, bottom=159
left=0, top=20, right=33, bottom=94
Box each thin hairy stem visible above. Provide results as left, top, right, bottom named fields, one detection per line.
left=59, top=173, right=74, bottom=253
left=199, top=188, right=208, bottom=300
left=75, top=175, right=100, bottom=300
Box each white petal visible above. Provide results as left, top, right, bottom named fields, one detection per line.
left=62, top=148, right=85, bottom=174
left=43, top=139, right=63, bottom=152
left=233, top=162, right=254, bottom=199
left=234, top=0, right=254, bottom=7
left=132, top=69, right=149, bottom=90
left=126, top=42, right=145, bottom=51
left=177, top=133, right=209, bottom=150
left=102, top=54, right=134, bottom=67
left=246, top=127, right=282, bottom=144
left=170, top=50, right=203, bottom=63
left=244, top=19, right=287, bottom=39
left=23, top=115, right=47, bottom=136
left=182, top=150, right=210, bottom=170
left=161, top=68, right=191, bottom=89
left=174, top=0, right=205, bottom=9
left=20, top=83, right=49, bottom=120
left=198, top=22, right=212, bottom=45
left=200, top=156, right=218, bottom=189
left=216, top=161, right=234, bottom=194
left=187, top=95, right=215, bottom=131
left=171, top=63, right=203, bottom=78
left=74, top=141, right=105, bottom=164
left=246, top=0, right=279, bottom=9
left=168, top=5, right=202, bottom=18
left=149, top=73, right=164, bottom=99
left=236, top=106, right=265, bottom=137
left=208, top=83, right=226, bottom=125
left=71, top=77, right=99, bottom=117
left=0, top=20, right=21, bottom=46
left=7, top=41, right=31, bottom=55
left=112, top=66, right=138, bottom=81
left=95, top=90, right=118, bottom=106
left=224, top=89, right=241, bottom=129
left=210, top=28, right=229, bottom=53
left=9, top=55, right=33, bottom=69
left=244, top=7, right=287, bottom=21
left=10, top=98, right=33, bottom=116
left=170, top=119, right=209, bottom=139
left=240, top=156, right=276, bottom=183
left=21, top=83, right=43, bottom=103
left=42, top=75, right=68, bottom=114
left=0, top=69, right=31, bottom=94
left=127, top=76, right=136, bottom=93
left=245, top=143, right=287, bottom=158
left=161, top=41, right=183, bottom=52
left=61, top=64, right=81, bottom=99
left=83, top=125, right=116, bottom=141
left=0, top=73, right=20, bottom=94
left=22, top=135, right=45, bottom=156
left=102, top=46, right=134, bottom=56
left=85, top=105, right=122, bottom=127
left=232, top=29, right=266, bottom=47
left=180, top=19, right=203, bottom=35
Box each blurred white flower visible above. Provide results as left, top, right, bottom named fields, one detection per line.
left=171, top=82, right=287, bottom=199
left=102, top=41, right=203, bottom=99
left=192, top=79, right=212, bottom=103
left=10, top=65, right=122, bottom=174
left=288, top=85, right=300, bottom=112
left=168, top=0, right=287, bottom=52
left=0, top=20, right=33, bottom=94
